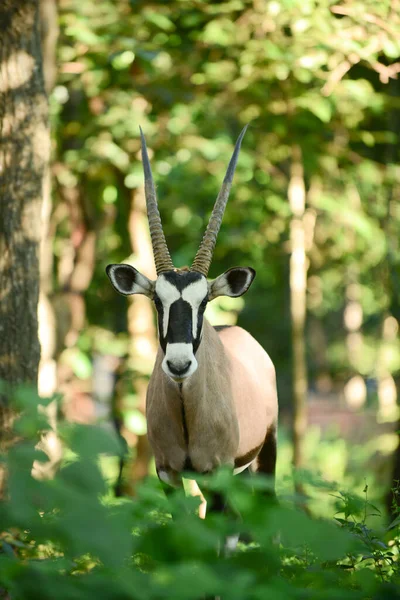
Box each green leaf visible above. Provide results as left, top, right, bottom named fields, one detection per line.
left=296, top=93, right=332, bottom=123
left=144, top=11, right=175, bottom=31
left=124, top=410, right=147, bottom=435
left=62, top=348, right=92, bottom=380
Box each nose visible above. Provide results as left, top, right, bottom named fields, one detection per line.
left=167, top=360, right=192, bottom=377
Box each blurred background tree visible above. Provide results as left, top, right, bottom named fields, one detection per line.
left=33, top=0, right=400, bottom=505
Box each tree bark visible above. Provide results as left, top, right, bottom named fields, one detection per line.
left=0, top=2, right=49, bottom=393
left=0, top=1, right=49, bottom=491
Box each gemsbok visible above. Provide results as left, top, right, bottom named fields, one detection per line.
left=106, top=126, right=278, bottom=514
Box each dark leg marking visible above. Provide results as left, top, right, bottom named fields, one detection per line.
left=234, top=442, right=263, bottom=471
left=208, top=491, right=226, bottom=514
left=237, top=428, right=278, bottom=546
left=257, top=425, right=277, bottom=477
left=256, top=425, right=277, bottom=500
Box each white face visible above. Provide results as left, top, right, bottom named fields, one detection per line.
left=154, top=273, right=208, bottom=382
left=106, top=263, right=256, bottom=383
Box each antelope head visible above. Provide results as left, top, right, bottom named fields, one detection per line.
left=106, top=127, right=255, bottom=382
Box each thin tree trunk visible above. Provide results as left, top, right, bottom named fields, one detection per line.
left=39, top=0, right=58, bottom=95
left=289, top=146, right=308, bottom=478
left=38, top=0, right=58, bottom=398
left=0, top=0, right=49, bottom=486
left=383, top=78, right=400, bottom=516
left=117, top=188, right=157, bottom=494
left=385, top=185, right=400, bottom=515
left=56, top=184, right=96, bottom=420
left=343, top=185, right=366, bottom=410
left=34, top=0, right=62, bottom=479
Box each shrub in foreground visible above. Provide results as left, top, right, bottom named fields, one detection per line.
left=0, top=390, right=400, bottom=599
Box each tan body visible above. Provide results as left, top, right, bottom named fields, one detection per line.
left=146, top=319, right=278, bottom=484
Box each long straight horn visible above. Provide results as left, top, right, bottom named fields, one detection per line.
left=191, top=125, right=248, bottom=276
left=140, top=127, right=174, bottom=275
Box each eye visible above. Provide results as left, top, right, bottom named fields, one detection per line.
left=200, top=297, right=208, bottom=309
left=154, top=296, right=162, bottom=310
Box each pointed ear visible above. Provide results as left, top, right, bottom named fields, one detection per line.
left=208, top=267, right=256, bottom=301
left=106, top=264, right=155, bottom=298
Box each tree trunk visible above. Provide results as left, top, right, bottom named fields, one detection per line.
left=343, top=185, right=366, bottom=411
left=38, top=0, right=58, bottom=399
left=383, top=78, right=400, bottom=517
left=385, top=181, right=400, bottom=516
left=39, top=0, right=58, bottom=95
left=56, top=184, right=96, bottom=420
left=289, top=146, right=308, bottom=480
left=0, top=1, right=49, bottom=491
left=33, top=0, right=62, bottom=479
left=116, top=188, right=157, bottom=495
left=0, top=2, right=49, bottom=398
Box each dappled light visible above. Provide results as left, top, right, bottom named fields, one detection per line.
left=344, top=375, right=367, bottom=409
left=1, top=0, right=400, bottom=597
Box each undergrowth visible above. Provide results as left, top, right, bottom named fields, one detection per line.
left=1, top=389, right=400, bottom=599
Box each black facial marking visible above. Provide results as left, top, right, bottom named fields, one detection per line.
left=153, top=270, right=208, bottom=355
left=163, top=270, right=203, bottom=291
left=153, top=292, right=166, bottom=351
left=153, top=294, right=162, bottom=311
left=167, top=299, right=192, bottom=344
left=193, top=295, right=208, bottom=353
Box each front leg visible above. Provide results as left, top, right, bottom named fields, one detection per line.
left=157, top=465, right=182, bottom=490
left=186, top=478, right=207, bottom=519
left=156, top=466, right=186, bottom=520
left=158, top=466, right=211, bottom=520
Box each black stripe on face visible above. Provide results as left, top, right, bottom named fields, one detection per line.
left=167, top=299, right=192, bottom=344
left=193, top=299, right=207, bottom=354
left=153, top=270, right=208, bottom=354
left=163, top=270, right=203, bottom=291
left=156, top=297, right=206, bottom=353
left=153, top=294, right=166, bottom=351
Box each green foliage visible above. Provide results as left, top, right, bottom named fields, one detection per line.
left=1, top=392, right=400, bottom=599
left=53, top=0, right=400, bottom=410
left=37, top=4, right=400, bottom=592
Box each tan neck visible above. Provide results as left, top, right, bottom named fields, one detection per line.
left=181, top=319, right=231, bottom=406
left=147, top=318, right=240, bottom=473
left=179, top=318, right=239, bottom=468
